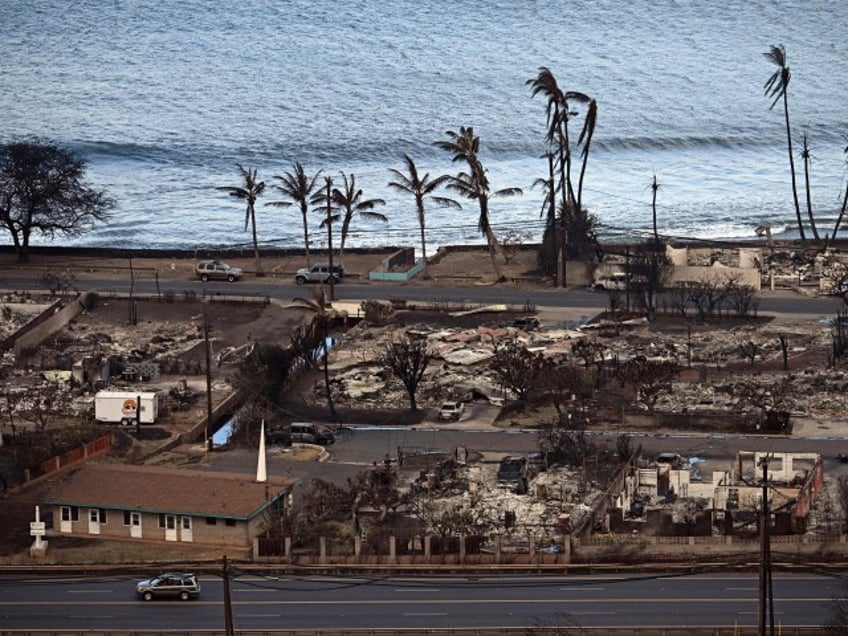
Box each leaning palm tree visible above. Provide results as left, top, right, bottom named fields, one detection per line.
left=800, top=132, right=820, bottom=240
left=266, top=162, right=322, bottom=266
left=573, top=94, right=598, bottom=212
left=290, top=286, right=337, bottom=422
left=387, top=153, right=460, bottom=261
left=764, top=44, right=811, bottom=241
left=435, top=126, right=522, bottom=282
left=329, top=171, right=387, bottom=261
left=829, top=136, right=848, bottom=242
left=527, top=67, right=570, bottom=210
left=218, top=163, right=266, bottom=276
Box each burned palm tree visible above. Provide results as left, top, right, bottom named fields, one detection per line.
left=266, top=162, right=322, bottom=266
left=387, top=153, right=460, bottom=261
left=764, top=44, right=814, bottom=241
left=830, top=136, right=848, bottom=242
left=528, top=68, right=599, bottom=285
left=218, top=163, right=266, bottom=276
left=799, top=132, right=820, bottom=240
left=435, top=126, right=522, bottom=282
left=290, top=286, right=337, bottom=422
left=574, top=94, right=598, bottom=211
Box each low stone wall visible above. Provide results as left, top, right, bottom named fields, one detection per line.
left=13, top=293, right=92, bottom=360
left=253, top=531, right=848, bottom=565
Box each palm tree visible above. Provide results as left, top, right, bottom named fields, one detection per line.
left=218, top=163, right=266, bottom=276
left=266, top=163, right=322, bottom=266
left=764, top=44, right=810, bottom=242
left=830, top=136, right=848, bottom=242
left=651, top=174, right=661, bottom=245
left=800, top=132, right=820, bottom=240
left=329, top=171, right=387, bottom=261
left=573, top=95, right=598, bottom=212
left=435, top=126, right=522, bottom=282
left=527, top=68, right=569, bottom=209
left=387, top=153, right=460, bottom=261
left=528, top=69, right=598, bottom=286
left=290, top=286, right=337, bottom=422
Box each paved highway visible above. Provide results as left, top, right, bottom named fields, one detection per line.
left=1, top=274, right=842, bottom=317
left=0, top=572, right=842, bottom=631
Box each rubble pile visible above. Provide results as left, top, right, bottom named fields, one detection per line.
left=409, top=460, right=601, bottom=540
left=307, top=305, right=845, bottom=423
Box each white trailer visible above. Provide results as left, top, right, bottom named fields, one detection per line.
left=95, top=391, right=159, bottom=425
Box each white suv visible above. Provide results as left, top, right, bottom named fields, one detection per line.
left=594, top=272, right=627, bottom=291
left=295, top=263, right=345, bottom=285
left=438, top=401, right=465, bottom=421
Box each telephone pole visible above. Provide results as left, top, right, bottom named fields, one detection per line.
left=758, top=453, right=775, bottom=636
left=204, top=313, right=213, bottom=451
left=222, top=555, right=234, bottom=635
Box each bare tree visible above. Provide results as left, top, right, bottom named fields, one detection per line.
left=0, top=141, right=114, bottom=262
left=489, top=340, right=548, bottom=402
left=686, top=277, right=727, bottom=321
left=732, top=377, right=794, bottom=432
left=540, top=362, right=593, bottom=418
left=381, top=334, right=434, bottom=411
left=724, top=277, right=759, bottom=318
left=615, top=355, right=679, bottom=412
left=537, top=412, right=596, bottom=468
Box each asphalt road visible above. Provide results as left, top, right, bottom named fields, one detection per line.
left=2, top=274, right=843, bottom=317
left=0, top=572, right=841, bottom=631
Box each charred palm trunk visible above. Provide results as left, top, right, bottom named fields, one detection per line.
left=782, top=92, right=806, bottom=241
left=479, top=196, right=504, bottom=282
left=801, top=134, right=820, bottom=241
left=300, top=202, right=311, bottom=266
left=830, top=184, right=848, bottom=245
left=249, top=203, right=264, bottom=276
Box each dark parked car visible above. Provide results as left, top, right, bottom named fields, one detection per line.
left=136, top=572, right=200, bottom=601
left=289, top=422, right=335, bottom=445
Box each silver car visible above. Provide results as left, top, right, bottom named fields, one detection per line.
left=136, top=572, right=200, bottom=601
left=195, top=260, right=243, bottom=282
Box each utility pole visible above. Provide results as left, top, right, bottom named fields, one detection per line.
left=204, top=313, right=213, bottom=451
left=324, top=177, right=336, bottom=302
left=222, top=555, right=234, bottom=636
left=758, top=453, right=774, bottom=636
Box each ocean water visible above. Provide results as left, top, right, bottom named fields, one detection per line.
left=1, top=0, right=847, bottom=253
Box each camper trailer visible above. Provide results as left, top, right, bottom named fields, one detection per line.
left=95, top=391, right=159, bottom=425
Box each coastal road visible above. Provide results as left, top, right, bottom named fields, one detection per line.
left=3, top=274, right=843, bottom=317
left=0, top=572, right=841, bottom=631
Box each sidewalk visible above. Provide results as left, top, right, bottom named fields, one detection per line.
left=791, top=415, right=848, bottom=439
